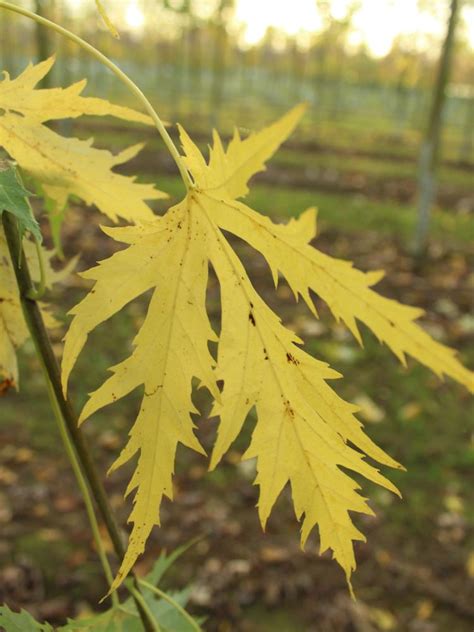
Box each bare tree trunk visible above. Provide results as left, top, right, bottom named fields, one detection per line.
left=414, top=0, right=460, bottom=256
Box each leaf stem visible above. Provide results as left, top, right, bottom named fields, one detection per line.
left=44, top=374, right=119, bottom=608
left=139, top=579, right=201, bottom=631
left=1, top=211, right=155, bottom=631
left=3, top=215, right=115, bottom=596
left=0, top=0, right=193, bottom=191
left=27, top=235, right=46, bottom=300
left=126, top=581, right=162, bottom=632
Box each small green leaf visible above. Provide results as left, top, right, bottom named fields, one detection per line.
left=146, top=588, right=204, bottom=632
left=58, top=606, right=141, bottom=632
left=124, top=586, right=202, bottom=632
left=121, top=542, right=203, bottom=631
left=0, top=161, right=41, bottom=243
left=145, top=536, right=202, bottom=587
left=0, top=604, right=53, bottom=632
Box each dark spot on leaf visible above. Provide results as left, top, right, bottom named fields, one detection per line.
left=284, top=399, right=295, bottom=419
left=286, top=352, right=299, bottom=365
left=249, top=312, right=256, bottom=326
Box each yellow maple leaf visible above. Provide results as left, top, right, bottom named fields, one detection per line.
left=0, top=57, right=166, bottom=225
left=62, top=105, right=473, bottom=593
left=0, top=232, right=74, bottom=386
left=62, top=207, right=219, bottom=590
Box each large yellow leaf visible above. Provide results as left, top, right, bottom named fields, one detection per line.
left=0, top=231, right=73, bottom=386
left=63, top=106, right=473, bottom=593
left=62, top=206, right=219, bottom=591
left=205, top=217, right=400, bottom=586
left=0, top=58, right=166, bottom=223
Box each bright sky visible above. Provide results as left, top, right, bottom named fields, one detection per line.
left=234, top=0, right=323, bottom=45
left=125, top=2, right=145, bottom=30
left=65, top=0, right=474, bottom=58
left=233, top=0, right=474, bottom=57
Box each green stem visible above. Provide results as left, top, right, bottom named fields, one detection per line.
left=3, top=213, right=115, bottom=599
left=2, top=212, right=155, bottom=631
left=0, top=0, right=193, bottom=191
left=139, top=580, right=201, bottom=631
left=126, top=581, right=161, bottom=632
left=27, top=235, right=46, bottom=300
left=45, top=375, right=119, bottom=607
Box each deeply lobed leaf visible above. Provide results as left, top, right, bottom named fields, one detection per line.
left=63, top=206, right=218, bottom=591
left=63, top=105, right=473, bottom=594
left=0, top=58, right=166, bottom=230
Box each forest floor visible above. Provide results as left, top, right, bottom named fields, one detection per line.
left=1, top=120, right=473, bottom=631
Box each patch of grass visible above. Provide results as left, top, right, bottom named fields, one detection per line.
left=14, top=533, right=74, bottom=579
left=96, top=89, right=469, bottom=163
left=243, top=604, right=308, bottom=631
left=86, top=124, right=472, bottom=191
left=272, top=148, right=474, bottom=190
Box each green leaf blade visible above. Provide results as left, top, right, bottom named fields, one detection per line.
left=0, top=161, right=41, bottom=243
left=0, top=605, right=53, bottom=632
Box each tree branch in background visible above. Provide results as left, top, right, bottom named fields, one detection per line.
left=414, top=0, right=460, bottom=256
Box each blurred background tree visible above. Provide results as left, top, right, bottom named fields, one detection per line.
left=34, top=0, right=54, bottom=79
left=415, top=0, right=461, bottom=256
left=0, top=1, right=468, bottom=128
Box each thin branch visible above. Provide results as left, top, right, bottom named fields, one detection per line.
left=2, top=212, right=155, bottom=631
left=44, top=374, right=119, bottom=608
left=0, top=0, right=193, bottom=191
left=27, top=235, right=46, bottom=300
left=126, top=581, right=162, bottom=632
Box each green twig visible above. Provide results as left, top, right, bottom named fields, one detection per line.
left=0, top=1, right=193, bottom=191
left=27, top=235, right=46, bottom=300
left=2, top=212, right=155, bottom=631
left=3, top=213, right=115, bottom=586
left=126, top=581, right=161, bottom=632
left=44, top=376, right=118, bottom=607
